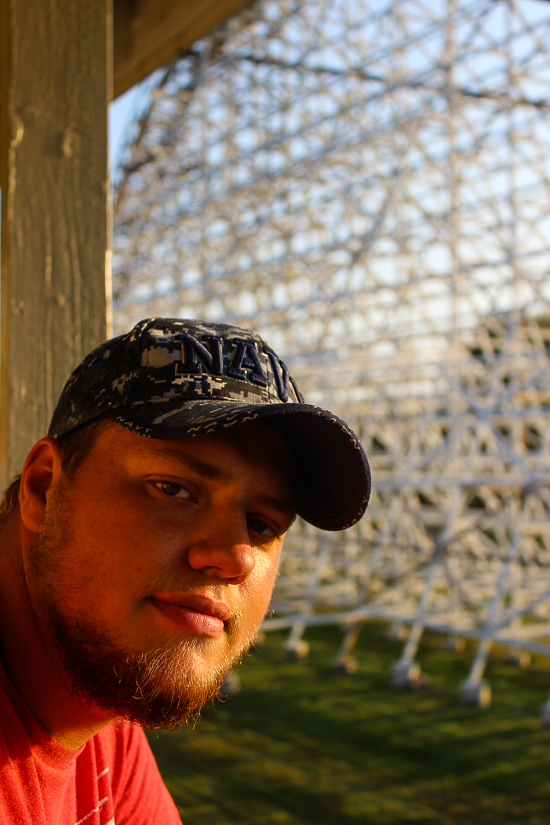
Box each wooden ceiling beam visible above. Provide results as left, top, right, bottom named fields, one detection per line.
left=113, top=0, right=254, bottom=99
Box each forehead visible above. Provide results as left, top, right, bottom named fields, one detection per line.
left=92, top=419, right=297, bottom=494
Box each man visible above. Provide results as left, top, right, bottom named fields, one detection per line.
left=0, top=317, right=370, bottom=824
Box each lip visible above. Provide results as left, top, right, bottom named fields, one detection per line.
left=150, top=593, right=230, bottom=638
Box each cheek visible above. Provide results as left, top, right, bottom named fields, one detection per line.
left=51, top=507, right=158, bottom=610
left=239, top=550, right=280, bottom=623
left=71, top=493, right=178, bottom=570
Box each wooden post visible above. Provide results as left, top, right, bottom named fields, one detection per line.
left=0, top=0, right=113, bottom=488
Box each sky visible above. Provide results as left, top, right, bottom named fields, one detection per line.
left=109, top=84, right=145, bottom=178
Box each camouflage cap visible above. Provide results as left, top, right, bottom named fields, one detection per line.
left=48, top=317, right=370, bottom=531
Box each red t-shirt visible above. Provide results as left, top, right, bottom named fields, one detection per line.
left=0, top=663, right=182, bottom=824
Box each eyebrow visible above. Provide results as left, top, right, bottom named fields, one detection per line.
left=154, top=448, right=297, bottom=524
left=255, top=494, right=297, bottom=525
left=155, top=449, right=231, bottom=482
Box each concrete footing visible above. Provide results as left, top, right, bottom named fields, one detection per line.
left=331, top=655, right=359, bottom=675
left=391, top=659, right=423, bottom=689
left=503, top=649, right=531, bottom=668
left=458, top=679, right=492, bottom=708
left=284, top=639, right=310, bottom=661
left=540, top=697, right=550, bottom=728
left=219, top=672, right=241, bottom=696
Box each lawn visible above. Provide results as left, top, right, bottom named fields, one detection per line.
left=147, top=623, right=550, bottom=824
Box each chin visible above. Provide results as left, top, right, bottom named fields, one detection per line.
left=49, top=608, right=255, bottom=728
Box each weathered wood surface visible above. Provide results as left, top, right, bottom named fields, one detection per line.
left=113, top=0, right=254, bottom=98
left=0, top=0, right=112, bottom=487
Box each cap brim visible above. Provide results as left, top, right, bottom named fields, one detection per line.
left=107, top=400, right=370, bottom=531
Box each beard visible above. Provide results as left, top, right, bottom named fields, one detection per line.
left=42, top=607, right=251, bottom=730
left=26, top=483, right=258, bottom=730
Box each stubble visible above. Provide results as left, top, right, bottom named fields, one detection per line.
left=26, top=482, right=256, bottom=729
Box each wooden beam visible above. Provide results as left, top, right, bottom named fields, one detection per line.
left=114, top=0, right=254, bottom=99
left=0, top=0, right=112, bottom=487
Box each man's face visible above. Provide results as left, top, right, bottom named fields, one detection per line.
left=26, top=420, right=296, bottom=727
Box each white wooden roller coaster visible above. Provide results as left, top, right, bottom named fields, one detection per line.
left=112, top=0, right=550, bottom=714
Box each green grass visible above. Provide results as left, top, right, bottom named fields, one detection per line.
left=147, top=623, right=550, bottom=824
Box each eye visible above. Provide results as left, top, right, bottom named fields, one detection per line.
left=154, top=481, right=194, bottom=501
left=247, top=517, right=278, bottom=539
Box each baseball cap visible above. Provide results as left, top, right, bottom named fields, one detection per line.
left=48, top=318, right=370, bottom=531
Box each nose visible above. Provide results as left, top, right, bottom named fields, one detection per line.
left=186, top=510, right=256, bottom=583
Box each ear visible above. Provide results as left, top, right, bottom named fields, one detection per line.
left=19, top=438, right=64, bottom=533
